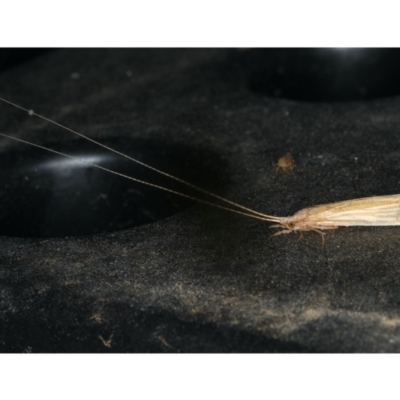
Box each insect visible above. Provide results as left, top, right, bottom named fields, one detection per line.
left=0, top=96, right=399, bottom=245
left=275, top=152, right=295, bottom=169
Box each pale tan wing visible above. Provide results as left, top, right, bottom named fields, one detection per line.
left=304, top=194, right=400, bottom=226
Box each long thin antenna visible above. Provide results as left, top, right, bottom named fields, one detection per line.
left=0, top=96, right=276, bottom=220
left=0, top=132, right=281, bottom=223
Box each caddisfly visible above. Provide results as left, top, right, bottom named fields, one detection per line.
left=0, top=96, right=399, bottom=245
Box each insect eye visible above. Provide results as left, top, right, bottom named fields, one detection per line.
left=287, top=222, right=295, bottom=229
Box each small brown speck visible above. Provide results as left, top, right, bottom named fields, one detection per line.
left=275, top=152, right=295, bottom=169
left=90, top=313, right=104, bottom=324
left=155, top=334, right=173, bottom=349
left=99, top=334, right=113, bottom=348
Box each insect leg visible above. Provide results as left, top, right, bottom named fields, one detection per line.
left=268, top=229, right=292, bottom=240
left=297, top=230, right=304, bottom=241
left=310, top=229, right=326, bottom=247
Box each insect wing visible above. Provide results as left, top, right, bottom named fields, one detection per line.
left=306, top=195, right=400, bottom=227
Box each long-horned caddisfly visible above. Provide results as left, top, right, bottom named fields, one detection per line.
left=1, top=96, right=399, bottom=245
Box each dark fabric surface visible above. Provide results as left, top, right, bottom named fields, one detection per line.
left=0, top=49, right=400, bottom=352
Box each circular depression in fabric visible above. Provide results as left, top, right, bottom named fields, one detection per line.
left=0, top=137, right=225, bottom=238
left=221, top=48, right=400, bottom=102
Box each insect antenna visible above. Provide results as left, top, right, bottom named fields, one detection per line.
left=0, top=131, right=280, bottom=223
left=0, top=97, right=281, bottom=223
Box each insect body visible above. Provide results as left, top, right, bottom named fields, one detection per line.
left=0, top=96, right=399, bottom=243
left=269, top=195, right=400, bottom=244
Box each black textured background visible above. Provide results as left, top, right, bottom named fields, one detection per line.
left=1, top=49, right=400, bottom=352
